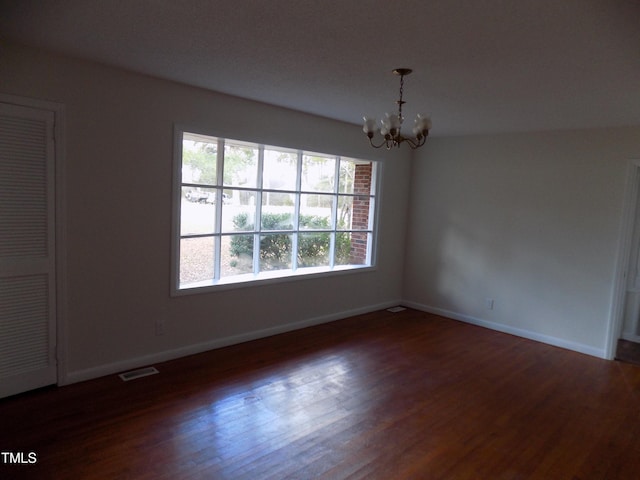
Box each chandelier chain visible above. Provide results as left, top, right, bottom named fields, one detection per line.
left=398, top=74, right=405, bottom=123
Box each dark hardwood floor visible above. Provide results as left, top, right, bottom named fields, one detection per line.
left=616, top=339, right=640, bottom=367
left=1, top=308, right=639, bottom=479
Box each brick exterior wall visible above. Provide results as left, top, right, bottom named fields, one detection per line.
left=350, top=163, right=372, bottom=264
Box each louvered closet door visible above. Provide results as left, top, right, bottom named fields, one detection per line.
left=0, top=103, right=57, bottom=399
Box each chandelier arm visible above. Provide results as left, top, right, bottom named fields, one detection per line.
left=402, top=135, right=425, bottom=149
left=403, top=137, right=418, bottom=149
left=368, top=136, right=388, bottom=149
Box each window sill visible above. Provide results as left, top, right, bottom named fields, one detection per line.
left=172, top=264, right=376, bottom=296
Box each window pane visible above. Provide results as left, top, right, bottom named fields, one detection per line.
left=340, top=159, right=373, bottom=194
left=222, top=190, right=257, bottom=233
left=223, top=142, right=259, bottom=188
left=263, top=149, right=298, bottom=191
left=260, top=233, right=292, bottom=271
left=180, top=236, right=214, bottom=286
left=301, top=154, right=336, bottom=192
left=335, top=232, right=369, bottom=266
left=352, top=195, right=372, bottom=230
left=182, top=133, right=217, bottom=186
left=262, top=192, right=295, bottom=231
left=338, top=159, right=355, bottom=194
left=263, top=191, right=295, bottom=209
left=300, top=194, right=333, bottom=230
left=221, top=234, right=254, bottom=278
left=181, top=187, right=216, bottom=235
left=337, top=196, right=353, bottom=229
left=337, top=195, right=371, bottom=230
left=298, top=232, right=331, bottom=267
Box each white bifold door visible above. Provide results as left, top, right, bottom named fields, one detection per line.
left=0, top=102, right=57, bottom=399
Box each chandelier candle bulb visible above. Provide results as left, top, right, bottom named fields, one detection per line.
left=363, top=117, right=378, bottom=135
left=388, top=114, right=401, bottom=131
left=363, top=68, right=432, bottom=149
left=413, top=114, right=432, bottom=137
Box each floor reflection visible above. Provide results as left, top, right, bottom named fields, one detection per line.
left=173, top=352, right=362, bottom=474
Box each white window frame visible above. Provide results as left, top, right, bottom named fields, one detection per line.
left=171, top=127, right=380, bottom=295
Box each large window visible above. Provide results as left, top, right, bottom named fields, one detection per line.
left=172, top=131, right=378, bottom=292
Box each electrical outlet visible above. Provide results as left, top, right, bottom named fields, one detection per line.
left=485, top=298, right=494, bottom=310
left=155, top=319, right=165, bottom=336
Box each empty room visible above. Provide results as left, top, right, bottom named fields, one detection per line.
left=1, top=1, right=639, bottom=478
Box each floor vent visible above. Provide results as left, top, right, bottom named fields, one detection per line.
left=118, top=367, right=159, bottom=382
left=387, top=306, right=407, bottom=313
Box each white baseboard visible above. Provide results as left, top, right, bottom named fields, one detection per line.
left=402, top=300, right=607, bottom=359
left=620, top=332, right=640, bottom=343
left=62, top=300, right=402, bottom=385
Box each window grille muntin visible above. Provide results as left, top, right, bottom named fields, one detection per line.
left=173, top=130, right=378, bottom=292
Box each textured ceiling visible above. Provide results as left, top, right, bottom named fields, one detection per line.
left=1, top=0, right=639, bottom=136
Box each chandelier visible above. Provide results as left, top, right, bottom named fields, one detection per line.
left=363, top=68, right=432, bottom=150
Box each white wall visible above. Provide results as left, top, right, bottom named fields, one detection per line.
left=0, top=43, right=412, bottom=382
left=403, top=129, right=640, bottom=357
left=4, top=41, right=638, bottom=384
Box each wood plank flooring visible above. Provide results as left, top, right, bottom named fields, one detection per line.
left=1, top=308, right=639, bottom=479
left=616, top=339, right=640, bottom=367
